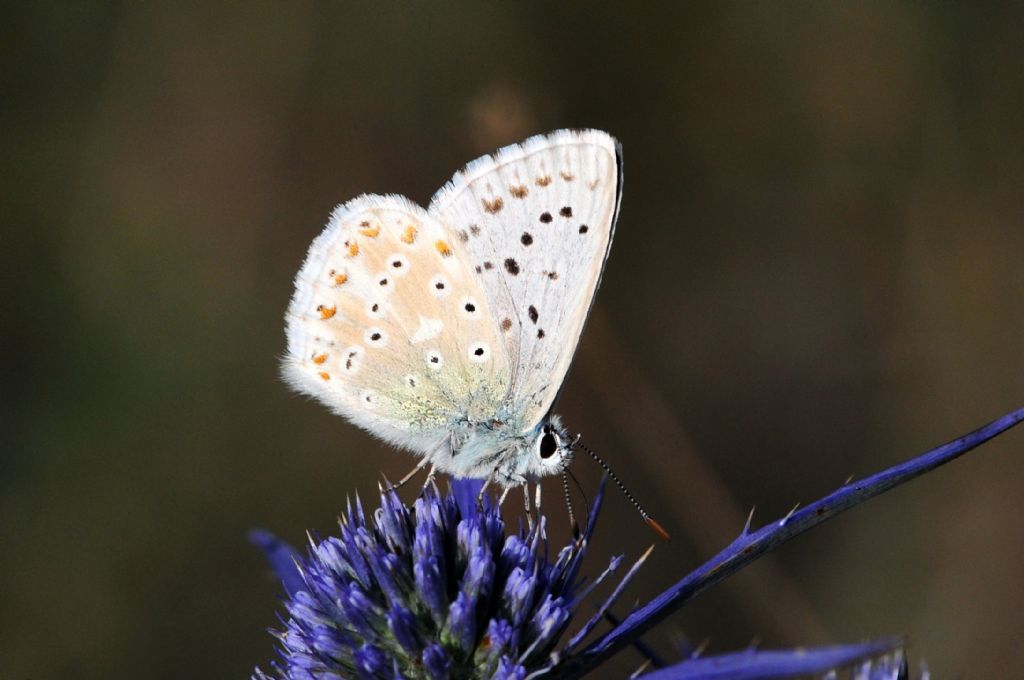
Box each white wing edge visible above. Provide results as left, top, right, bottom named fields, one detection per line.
left=427, top=128, right=620, bottom=212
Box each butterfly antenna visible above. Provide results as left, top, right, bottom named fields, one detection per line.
left=561, top=471, right=580, bottom=540
left=574, top=437, right=671, bottom=542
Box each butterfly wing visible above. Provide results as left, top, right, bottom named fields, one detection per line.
left=283, top=195, right=511, bottom=455
left=428, top=129, right=622, bottom=430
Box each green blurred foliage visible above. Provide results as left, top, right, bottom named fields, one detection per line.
left=3, top=2, right=1024, bottom=678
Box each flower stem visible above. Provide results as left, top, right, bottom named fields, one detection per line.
left=553, top=406, right=1024, bottom=678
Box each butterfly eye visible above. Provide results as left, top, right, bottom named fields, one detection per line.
left=539, top=432, right=558, bottom=459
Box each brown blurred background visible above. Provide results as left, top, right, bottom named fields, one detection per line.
left=4, top=3, right=1024, bottom=678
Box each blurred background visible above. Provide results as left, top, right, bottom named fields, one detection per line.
left=4, top=2, right=1024, bottom=677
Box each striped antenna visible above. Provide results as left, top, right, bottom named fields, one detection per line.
left=573, top=437, right=670, bottom=542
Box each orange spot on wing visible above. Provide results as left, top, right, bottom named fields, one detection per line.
left=435, top=240, right=452, bottom=257
left=401, top=225, right=417, bottom=244
left=312, top=353, right=328, bottom=364
left=317, top=305, right=337, bottom=320
left=318, top=371, right=330, bottom=381
left=333, top=273, right=348, bottom=285
left=346, top=241, right=359, bottom=257
left=358, top=225, right=380, bottom=238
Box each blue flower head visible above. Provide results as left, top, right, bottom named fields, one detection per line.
left=254, top=407, right=1023, bottom=679
left=253, top=478, right=631, bottom=679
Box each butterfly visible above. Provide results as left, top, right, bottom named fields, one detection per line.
left=283, top=129, right=621, bottom=490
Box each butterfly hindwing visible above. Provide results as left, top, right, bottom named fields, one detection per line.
left=283, top=195, right=511, bottom=454
left=428, top=130, right=621, bottom=429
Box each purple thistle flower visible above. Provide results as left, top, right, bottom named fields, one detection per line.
left=254, top=407, right=1022, bottom=679
left=254, top=477, right=631, bottom=679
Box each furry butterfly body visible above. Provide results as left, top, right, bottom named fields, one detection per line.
left=284, top=130, right=622, bottom=487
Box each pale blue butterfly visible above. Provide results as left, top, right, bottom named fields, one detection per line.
left=283, top=129, right=624, bottom=498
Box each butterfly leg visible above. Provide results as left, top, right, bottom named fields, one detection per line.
left=476, top=476, right=493, bottom=511
left=522, top=481, right=536, bottom=532
left=387, top=457, right=430, bottom=493
left=497, top=485, right=513, bottom=508
left=527, top=482, right=544, bottom=533
left=419, top=464, right=438, bottom=495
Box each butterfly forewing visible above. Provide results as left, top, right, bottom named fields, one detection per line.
left=428, top=130, right=621, bottom=429
left=284, top=195, right=511, bottom=453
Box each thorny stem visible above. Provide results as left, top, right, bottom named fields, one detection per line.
left=547, top=406, right=1024, bottom=678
